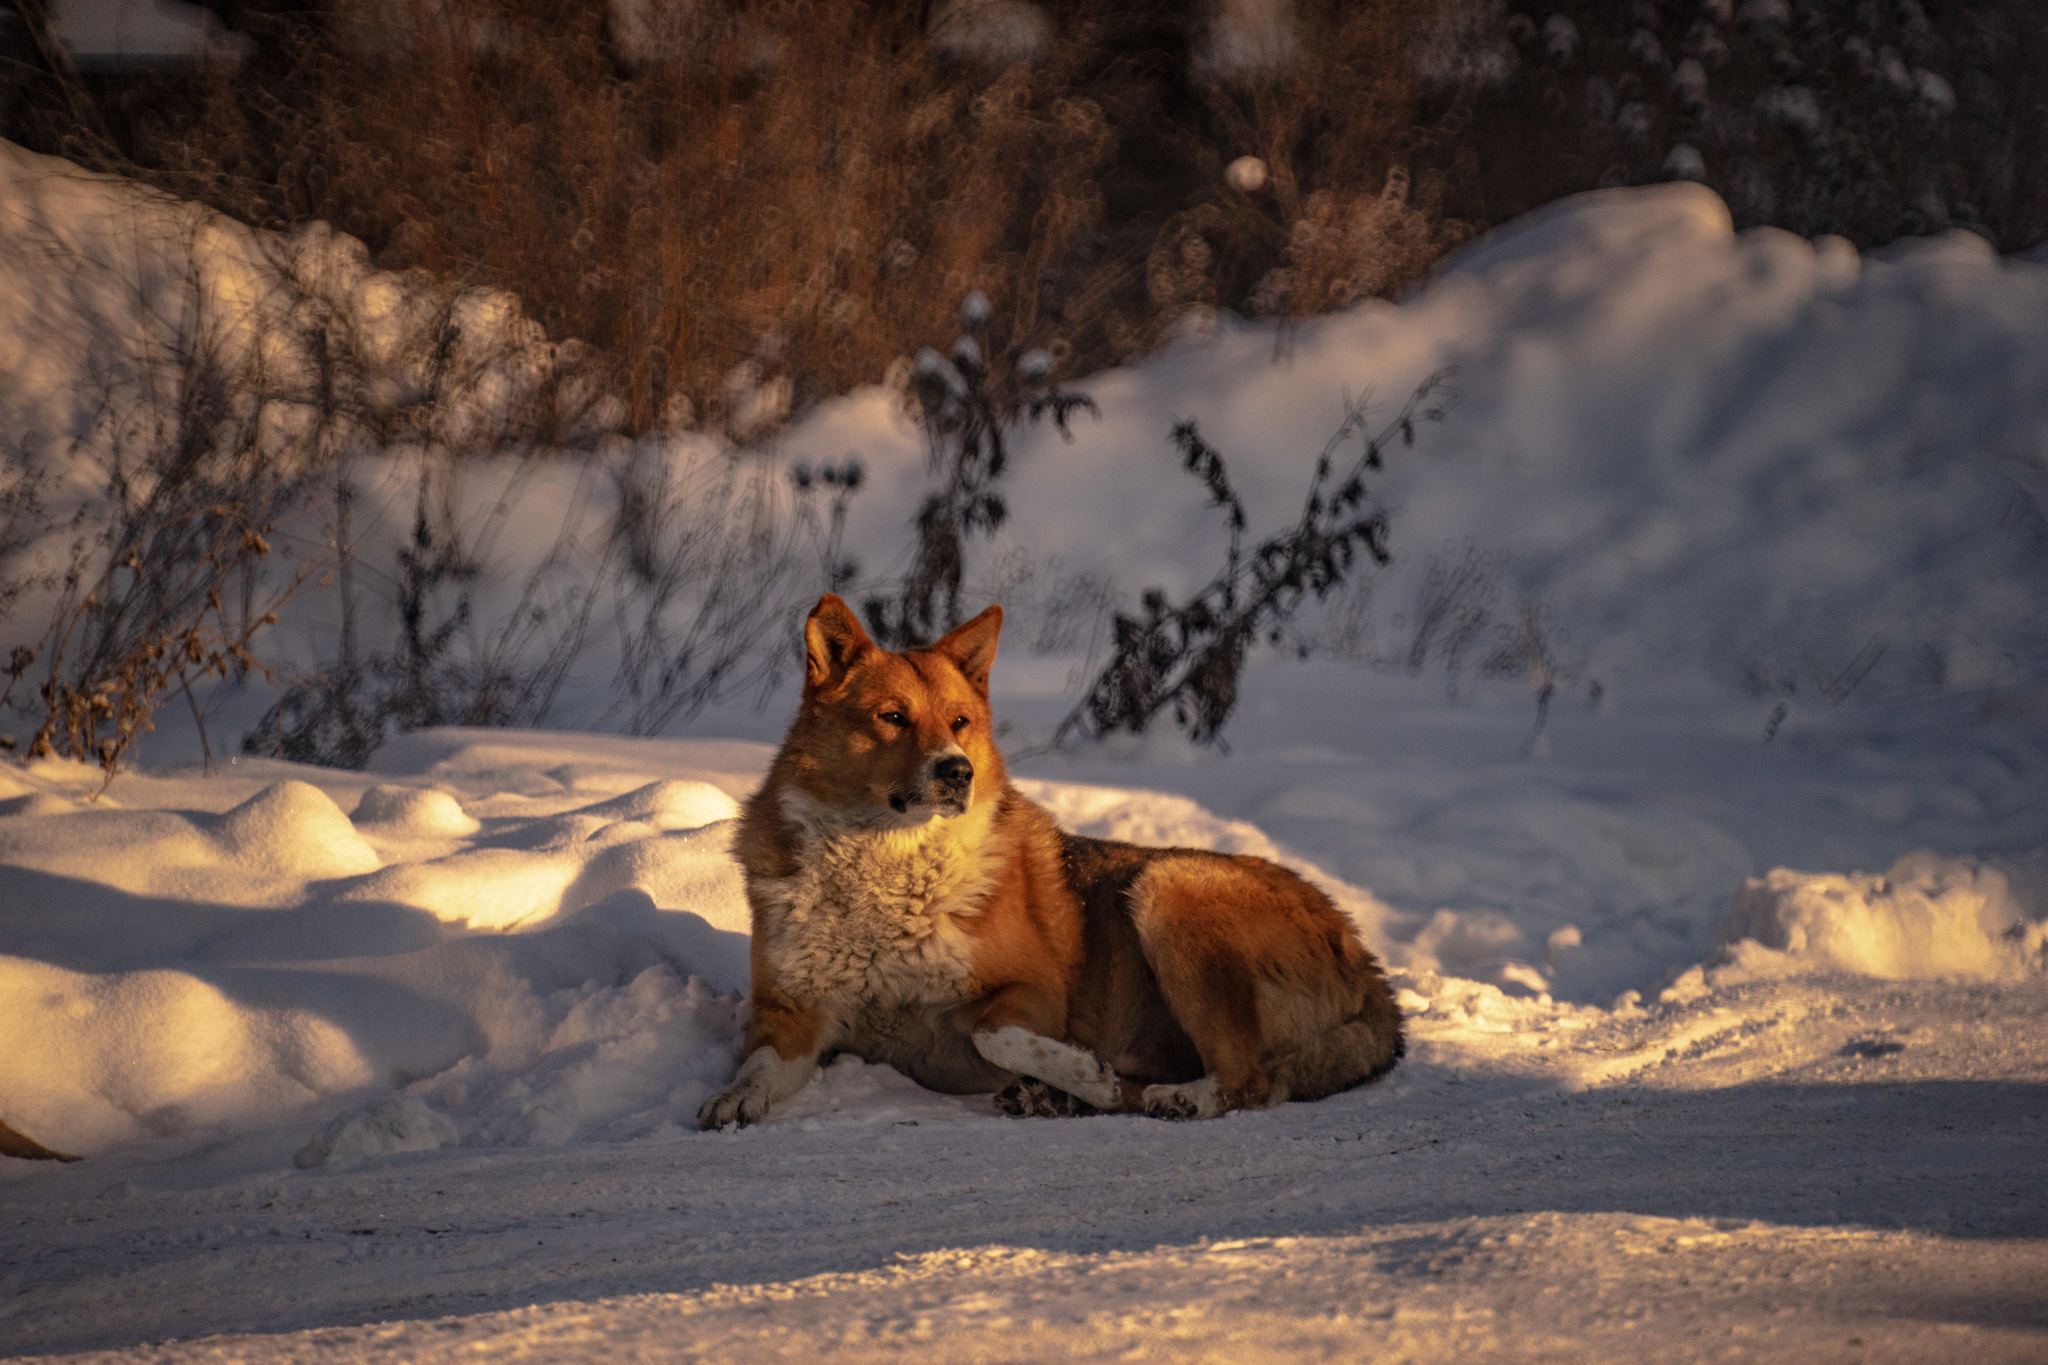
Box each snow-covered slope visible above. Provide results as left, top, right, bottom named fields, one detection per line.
left=825, top=182, right=2048, bottom=706
left=5, top=140, right=2047, bottom=750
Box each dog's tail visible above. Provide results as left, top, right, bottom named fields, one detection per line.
left=0, top=1117, right=81, bottom=1163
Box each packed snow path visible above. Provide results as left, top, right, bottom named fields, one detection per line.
left=5, top=995, right=2046, bottom=1360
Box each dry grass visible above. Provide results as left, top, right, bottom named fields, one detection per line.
left=18, top=0, right=1480, bottom=437
left=8, top=1, right=2044, bottom=442
left=84, top=2, right=1132, bottom=433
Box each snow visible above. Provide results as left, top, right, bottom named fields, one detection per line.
left=1, top=142, right=2046, bottom=1359
left=1721, top=854, right=2044, bottom=983
left=7, top=146, right=2048, bottom=748
left=0, top=740, right=757, bottom=1162
left=25, top=1217, right=2045, bottom=1364
left=1, top=702, right=2043, bottom=1359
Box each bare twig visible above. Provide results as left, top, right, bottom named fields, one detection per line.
left=1054, top=372, right=1454, bottom=749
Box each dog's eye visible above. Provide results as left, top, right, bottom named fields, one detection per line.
left=950, top=715, right=970, bottom=733
left=879, top=710, right=909, bottom=728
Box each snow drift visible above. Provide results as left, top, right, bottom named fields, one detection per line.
left=1719, top=853, right=2046, bottom=981
left=0, top=737, right=759, bottom=1159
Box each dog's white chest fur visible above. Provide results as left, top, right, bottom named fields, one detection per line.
left=757, top=793, right=1002, bottom=1007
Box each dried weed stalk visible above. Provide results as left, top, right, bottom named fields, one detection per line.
left=1055, top=372, right=1453, bottom=749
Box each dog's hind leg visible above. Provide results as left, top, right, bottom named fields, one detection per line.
left=1127, top=860, right=1281, bottom=1117
left=1130, top=855, right=1404, bottom=1116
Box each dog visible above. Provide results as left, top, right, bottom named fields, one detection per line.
left=697, top=594, right=1402, bottom=1127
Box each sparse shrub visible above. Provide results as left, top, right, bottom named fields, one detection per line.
left=247, top=435, right=864, bottom=765
left=1246, top=167, right=1459, bottom=320
left=1, top=263, right=330, bottom=786
left=1055, top=373, right=1453, bottom=749
left=862, top=293, right=1096, bottom=649
left=1479, top=591, right=1571, bottom=752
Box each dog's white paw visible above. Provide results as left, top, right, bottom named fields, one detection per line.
left=696, top=1078, right=772, bottom=1130
left=697, top=1047, right=816, bottom=1129
left=1142, top=1076, right=1224, bottom=1121
left=973, top=1026, right=1121, bottom=1110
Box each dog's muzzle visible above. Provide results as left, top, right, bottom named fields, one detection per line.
left=888, top=751, right=975, bottom=817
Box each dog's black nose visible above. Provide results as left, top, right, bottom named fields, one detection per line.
left=934, top=755, right=974, bottom=787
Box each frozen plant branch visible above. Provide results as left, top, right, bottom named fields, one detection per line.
left=1053, top=371, right=1454, bottom=750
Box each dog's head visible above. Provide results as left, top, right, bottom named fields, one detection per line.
left=780, top=594, right=1005, bottom=826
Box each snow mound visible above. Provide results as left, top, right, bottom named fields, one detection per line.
left=925, top=181, right=2048, bottom=707
left=1439, top=181, right=1736, bottom=280
left=332, top=808, right=745, bottom=932
left=0, top=955, right=378, bottom=1152
left=0, top=779, right=378, bottom=906
left=1718, top=853, right=2045, bottom=980
left=294, top=1093, right=456, bottom=1168
left=0, top=792, right=76, bottom=818
left=405, top=961, right=746, bottom=1152
left=0, top=883, right=751, bottom=1159
left=351, top=785, right=481, bottom=836
left=572, top=779, right=741, bottom=831
left=213, top=781, right=383, bottom=880
left=286, top=899, right=750, bottom=1166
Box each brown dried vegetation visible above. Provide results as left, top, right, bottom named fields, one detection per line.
left=7, top=1, right=2045, bottom=439
left=10, top=1, right=1472, bottom=434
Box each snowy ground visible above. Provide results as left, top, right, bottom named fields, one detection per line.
left=2, top=672, right=2044, bottom=1362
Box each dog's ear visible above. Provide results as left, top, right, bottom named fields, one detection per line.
left=931, top=604, right=1003, bottom=694
left=804, top=594, right=874, bottom=693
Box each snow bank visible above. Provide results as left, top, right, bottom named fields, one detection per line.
left=941, top=182, right=2048, bottom=704
left=0, top=747, right=757, bottom=1159
left=0, top=717, right=2040, bottom=1183
left=0, top=952, right=379, bottom=1151
left=1718, top=853, right=2045, bottom=981
left=0, top=879, right=752, bottom=1160
left=0, top=139, right=595, bottom=463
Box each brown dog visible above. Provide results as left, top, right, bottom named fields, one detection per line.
left=697, top=595, right=1403, bottom=1127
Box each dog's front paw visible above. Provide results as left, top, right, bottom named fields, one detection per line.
left=972, top=1026, right=1122, bottom=1110
left=1141, top=1076, right=1223, bottom=1121
left=993, top=1078, right=1098, bottom=1118
left=698, top=1047, right=820, bottom=1129
left=697, top=1077, right=772, bottom=1129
